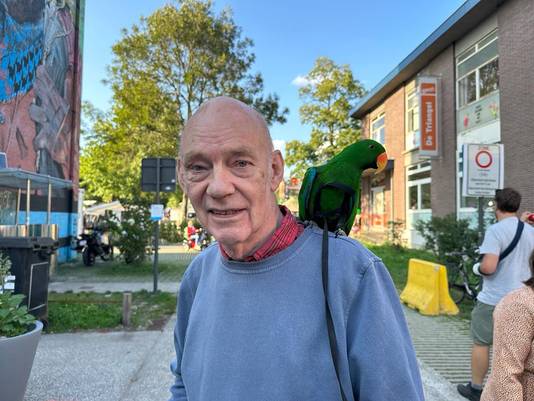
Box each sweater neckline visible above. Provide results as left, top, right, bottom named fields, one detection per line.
left=219, top=225, right=315, bottom=274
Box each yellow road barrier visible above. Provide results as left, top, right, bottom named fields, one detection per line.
left=400, top=258, right=459, bottom=316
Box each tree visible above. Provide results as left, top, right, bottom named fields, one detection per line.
left=80, top=0, right=288, bottom=206
left=285, top=57, right=366, bottom=178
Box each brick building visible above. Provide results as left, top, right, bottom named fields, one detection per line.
left=351, top=0, right=534, bottom=247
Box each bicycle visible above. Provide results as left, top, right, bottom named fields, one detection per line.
left=445, top=251, right=482, bottom=304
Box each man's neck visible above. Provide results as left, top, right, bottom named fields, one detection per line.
left=221, top=207, right=284, bottom=261
left=496, top=211, right=516, bottom=221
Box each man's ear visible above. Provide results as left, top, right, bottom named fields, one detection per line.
left=270, top=150, right=284, bottom=192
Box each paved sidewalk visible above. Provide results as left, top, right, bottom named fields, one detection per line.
left=26, top=317, right=178, bottom=401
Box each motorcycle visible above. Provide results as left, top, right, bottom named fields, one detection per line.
left=74, top=228, right=113, bottom=266
left=197, top=229, right=212, bottom=251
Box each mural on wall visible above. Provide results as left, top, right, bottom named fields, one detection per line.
left=0, top=0, right=82, bottom=183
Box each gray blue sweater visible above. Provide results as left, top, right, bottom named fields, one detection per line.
left=169, top=225, right=424, bottom=401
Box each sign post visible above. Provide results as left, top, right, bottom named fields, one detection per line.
left=141, top=158, right=177, bottom=292
left=462, top=144, right=504, bottom=240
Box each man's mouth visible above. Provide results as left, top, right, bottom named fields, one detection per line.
left=209, top=209, right=244, bottom=216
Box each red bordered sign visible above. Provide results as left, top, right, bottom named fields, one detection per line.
left=462, top=144, right=504, bottom=197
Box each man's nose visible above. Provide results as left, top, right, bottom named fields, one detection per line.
left=206, top=167, right=235, bottom=198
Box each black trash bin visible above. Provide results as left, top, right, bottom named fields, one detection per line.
left=0, top=237, right=57, bottom=321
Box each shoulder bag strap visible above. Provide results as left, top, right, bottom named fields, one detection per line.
left=498, top=220, right=525, bottom=262
left=322, top=219, right=349, bottom=401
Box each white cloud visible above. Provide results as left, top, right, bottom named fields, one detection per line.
left=291, top=75, right=320, bottom=88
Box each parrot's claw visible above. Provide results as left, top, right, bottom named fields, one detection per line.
left=334, top=228, right=347, bottom=238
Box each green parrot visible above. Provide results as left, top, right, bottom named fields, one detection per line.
left=298, top=139, right=388, bottom=234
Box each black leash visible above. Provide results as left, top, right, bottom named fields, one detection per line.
left=322, top=218, right=349, bottom=401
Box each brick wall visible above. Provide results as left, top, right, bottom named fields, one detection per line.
left=419, top=45, right=457, bottom=217
left=384, top=87, right=406, bottom=223
left=498, top=0, right=534, bottom=212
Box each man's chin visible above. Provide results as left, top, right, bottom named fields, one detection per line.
left=209, top=228, right=248, bottom=248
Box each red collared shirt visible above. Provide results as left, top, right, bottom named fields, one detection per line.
left=220, top=205, right=304, bottom=262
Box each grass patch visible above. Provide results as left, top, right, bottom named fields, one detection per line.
left=362, top=242, right=435, bottom=291
left=362, top=242, right=474, bottom=320
left=54, top=259, right=190, bottom=281
left=46, top=291, right=177, bottom=333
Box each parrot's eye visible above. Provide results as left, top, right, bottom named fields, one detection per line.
left=369, top=144, right=375, bottom=149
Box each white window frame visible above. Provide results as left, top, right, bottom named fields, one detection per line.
left=371, top=113, right=385, bottom=145
left=406, top=162, right=431, bottom=213
left=456, top=30, right=499, bottom=109
left=405, top=88, right=420, bottom=151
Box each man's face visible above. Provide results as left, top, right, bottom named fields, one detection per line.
left=178, top=100, right=283, bottom=257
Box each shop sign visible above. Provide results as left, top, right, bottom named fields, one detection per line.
left=418, top=77, right=439, bottom=157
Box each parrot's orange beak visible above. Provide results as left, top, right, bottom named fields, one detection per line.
left=375, top=152, right=388, bottom=174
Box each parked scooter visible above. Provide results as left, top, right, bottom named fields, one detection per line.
left=75, top=228, right=113, bottom=266
left=197, top=228, right=212, bottom=251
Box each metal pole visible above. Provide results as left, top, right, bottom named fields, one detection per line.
left=153, top=158, right=160, bottom=293
left=477, top=197, right=485, bottom=244
left=47, top=181, right=52, bottom=224
left=15, top=188, right=21, bottom=225
left=25, top=179, right=31, bottom=228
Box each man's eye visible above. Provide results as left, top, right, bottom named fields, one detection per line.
left=235, top=160, right=251, bottom=168
left=188, top=164, right=206, bottom=172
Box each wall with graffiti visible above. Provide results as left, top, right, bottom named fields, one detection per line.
left=0, top=0, right=84, bottom=184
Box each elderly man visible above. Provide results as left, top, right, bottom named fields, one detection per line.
left=170, top=96, right=424, bottom=401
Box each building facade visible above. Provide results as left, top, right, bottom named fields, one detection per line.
left=351, top=0, right=534, bottom=246
left=0, top=0, right=85, bottom=261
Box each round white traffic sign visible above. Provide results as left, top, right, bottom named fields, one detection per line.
left=475, top=150, right=493, bottom=168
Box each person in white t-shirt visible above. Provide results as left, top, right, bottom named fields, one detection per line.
left=458, top=188, right=534, bottom=401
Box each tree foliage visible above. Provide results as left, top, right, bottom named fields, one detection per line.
left=285, top=57, right=366, bottom=178
left=80, top=0, right=288, bottom=203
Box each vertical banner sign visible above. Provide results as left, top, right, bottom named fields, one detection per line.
left=418, top=77, right=439, bottom=157
left=462, top=143, right=504, bottom=197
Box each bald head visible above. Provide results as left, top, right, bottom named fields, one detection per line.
left=176, top=96, right=285, bottom=260
left=180, top=96, right=273, bottom=158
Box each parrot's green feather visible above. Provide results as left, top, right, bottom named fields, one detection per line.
left=298, top=167, right=317, bottom=222
left=298, top=139, right=386, bottom=234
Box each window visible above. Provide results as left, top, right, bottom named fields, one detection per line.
left=0, top=189, right=17, bottom=225
left=407, top=163, right=431, bottom=211
left=371, top=114, right=385, bottom=145
left=456, top=30, right=499, bottom=109
left=405, top=89, right=420, bottom=150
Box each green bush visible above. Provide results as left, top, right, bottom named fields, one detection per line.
left=415, top=214, right=479, bottom=267
left=105, top=205, right=153, bottom=264
left=160, top=220, right=182, bottom=243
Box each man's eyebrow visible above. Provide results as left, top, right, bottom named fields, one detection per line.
left=230, top=148, right=256, bottom=158
left=181, top=151, right=205, bottom=163
left=182, top=147, right=256, bottom=162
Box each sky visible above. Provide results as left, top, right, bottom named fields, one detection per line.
left=81, top=0, right=467, bottom=153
